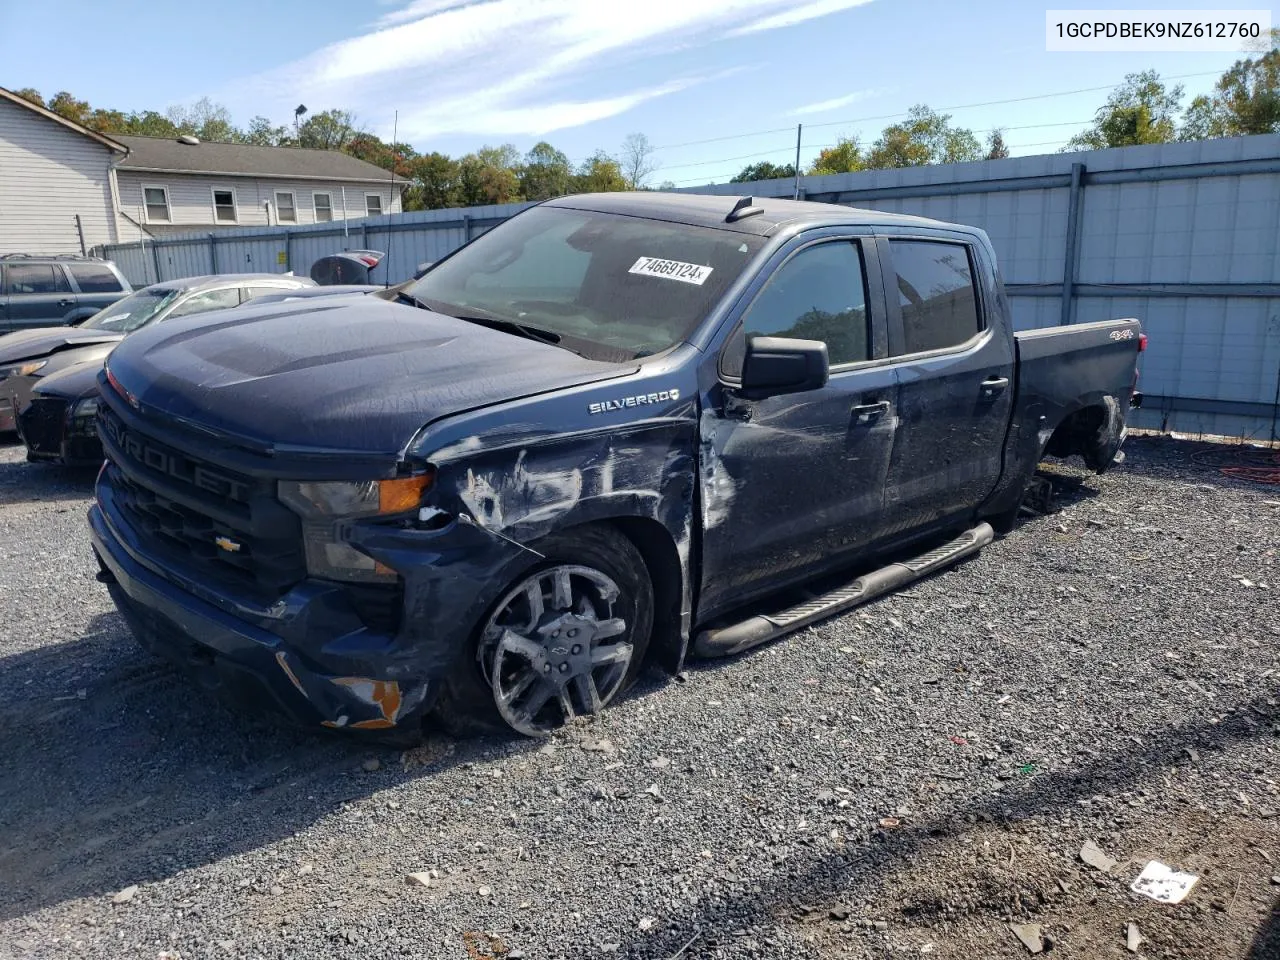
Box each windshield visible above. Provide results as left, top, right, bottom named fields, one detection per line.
left=81, top=288, right=181, bottom=333
left=403, top=206, right=764, bottom=360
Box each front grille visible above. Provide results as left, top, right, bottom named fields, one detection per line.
left=99, top=404, right=306, bottom=599
left=18, top=397, right=68, bottom=455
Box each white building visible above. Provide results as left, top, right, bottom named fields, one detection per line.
left=0, top=87, right=405, bottom=255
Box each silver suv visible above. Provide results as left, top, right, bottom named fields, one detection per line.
left=0, top=255, right=132, bottom=332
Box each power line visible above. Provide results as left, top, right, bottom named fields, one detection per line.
left=651, top=69, right=1224, bottom=152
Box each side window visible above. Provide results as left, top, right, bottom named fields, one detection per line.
left=723, top=241, right=869, bottom=378
left=6, top=264, right=70, bottom=294
left=165, top=287, right=242, bottom=320
left=243, top=285, right=292, bottom=302
left=68, top=263, right=124, bottom=293
left=889, top=240, right=981, bottom=355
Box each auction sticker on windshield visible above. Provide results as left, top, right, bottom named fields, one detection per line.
left=628, top=256, right=714, bottom=285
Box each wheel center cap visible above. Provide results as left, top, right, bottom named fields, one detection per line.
left=537, top=613, right=598, bottom=679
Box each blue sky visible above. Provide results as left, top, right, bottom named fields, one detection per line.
left=0, top=0, right=1256, bottom=185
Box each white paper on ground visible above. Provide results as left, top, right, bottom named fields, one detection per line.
left=1130, top=860, right=1199, bottom=903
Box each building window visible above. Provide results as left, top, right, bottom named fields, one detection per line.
left=143, top=185, right=170, bottom=223
left=275, top=191, right=297, bottom=223
left=365, top=193, right=383, bottom=217
left=313, top=192, right=333, bottom=222
left=212, top=188, right=237, bottom=223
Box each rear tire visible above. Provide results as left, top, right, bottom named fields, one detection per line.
left=435, top=525, right=653, bottom=738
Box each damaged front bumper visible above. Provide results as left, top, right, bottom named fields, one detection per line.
left=89, top=489, right=516, bottom=734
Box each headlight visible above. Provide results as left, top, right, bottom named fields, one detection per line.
left=0, top=360, right=47, bottom=379
left=279, top=475, right=433, bottom=583
left=73, top=396, right=100, bottom=418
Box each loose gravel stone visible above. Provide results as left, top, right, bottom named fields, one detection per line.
left=0, top=437, right=1277, bottom=959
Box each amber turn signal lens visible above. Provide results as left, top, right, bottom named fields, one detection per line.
left=378, top=472, right=433, bottom=514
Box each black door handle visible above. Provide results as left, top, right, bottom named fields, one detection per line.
left=851, top=400, right=890, bottom=423
left=980, top=376, right=1009, bottom=399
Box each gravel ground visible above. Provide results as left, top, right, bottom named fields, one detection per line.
left=0, top=435, right=1276, bottom=960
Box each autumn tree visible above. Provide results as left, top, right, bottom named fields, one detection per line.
left=985, top=129, right=1010, bottom=159
left=13, top=88, right=45, bottom=108
left=456, top=145, right=523, bottom=205
left=808, top=136, right=864, bottom=175
left=572, top=152, right=628, bottom=193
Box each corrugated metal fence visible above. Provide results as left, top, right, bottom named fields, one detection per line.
left=96, top=134, right=1280, bottom=441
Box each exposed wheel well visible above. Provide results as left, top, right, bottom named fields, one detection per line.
left=606, top=517, right=685, bottom=674
left=1043, top=403, right=1109, bottom=468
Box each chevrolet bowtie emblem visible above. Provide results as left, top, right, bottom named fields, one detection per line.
left=214, top=535, right=242, bottom=553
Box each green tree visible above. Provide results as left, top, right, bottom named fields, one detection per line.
left=298, top=109, right=358, bottom=150
left=1180, top=35, right=1280, bottom=139
left=572, top=152, right=628, bottom=193
left=1065, top=71, right=1182, bottom=150
left=808, top=136, right=863, bottom=175
left=243, top=116, right=290, bottom=146
left=14, top=87, right=45, bottom=108
left=456, top=145, right=522, bottom=205
left=730, top=160, right=795, bottom=182
left=120, top=110, right=180, bottom=137
left=404, top=152, right=460, bottom=210
left=866, top=105, right=982, bottom=168
left=519, top=141, right=573, bottom=200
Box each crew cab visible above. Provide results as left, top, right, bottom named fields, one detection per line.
left=88, top=194, right=1143, bottom=738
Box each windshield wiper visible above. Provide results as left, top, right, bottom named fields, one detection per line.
left=397, top=293, right=563, bottom=347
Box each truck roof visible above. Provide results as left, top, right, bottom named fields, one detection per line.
left=543, top=191, right=958, bottom=236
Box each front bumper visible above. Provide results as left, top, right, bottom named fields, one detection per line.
left=0, top=394, right=14, bottom=433
left=18, top=396, right=103, bottom=466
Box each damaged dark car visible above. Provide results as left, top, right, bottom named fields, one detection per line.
left=88, top=193, right=1144, bottom=738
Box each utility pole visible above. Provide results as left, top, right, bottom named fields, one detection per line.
left=793, top=124, right=802, bottom=201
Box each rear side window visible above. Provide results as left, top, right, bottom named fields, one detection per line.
left=889, top=240, right=981, bottom=355
left=166, top=287, right=243, bottom=319
left=69, top=263, right=124, bottom=293
left=5, top=264, right=71, bottom=295
left=724, top=241, right=869, bottom=377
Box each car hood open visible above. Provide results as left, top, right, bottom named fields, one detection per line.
left=103, top=297, right=635, bottom=457
left=0, top=327, right=124, bottom=367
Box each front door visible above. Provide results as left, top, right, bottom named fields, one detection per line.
left=878, top=236, right=1015, bottom=537
left=698, top=235, right=898, bottom=618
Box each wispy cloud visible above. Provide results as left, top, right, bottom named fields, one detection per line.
left=228, top=0, right=876, bottom=141
left=791, top=87, right=888, bottom=116
left=730, top=0, right=874, bottom=35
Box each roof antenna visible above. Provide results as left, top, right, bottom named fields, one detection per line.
left=726, top=196, right=764, bottom=223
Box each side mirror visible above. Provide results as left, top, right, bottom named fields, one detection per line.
left=739, top=336, right=829, bottom=400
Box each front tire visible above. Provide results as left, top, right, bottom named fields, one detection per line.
left=436, top=525, right=653, bottom=737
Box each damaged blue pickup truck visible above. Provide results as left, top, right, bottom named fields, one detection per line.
left=89, top=193, right=1143, bottom=737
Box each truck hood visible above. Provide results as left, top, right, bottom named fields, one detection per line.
left=0, top=327, right=124, bottom=366
left=33, top=357, right=105, bottom=400
left=104, top=297, right=636, bottom=457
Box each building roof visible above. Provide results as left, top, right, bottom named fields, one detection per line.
left=0, top=86, right=127, bottom=153
left=545, top=192, right=952, bottom=236
left=113, top=135, right=402, bottom=185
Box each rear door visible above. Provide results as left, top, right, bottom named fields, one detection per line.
left=4, top=263, right=77, bottom=327
left=878, top=234, right=1014, bottom=536
left=698, top=231, right=899, bottom=616
left=66, top=262, right=128, bottom=315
